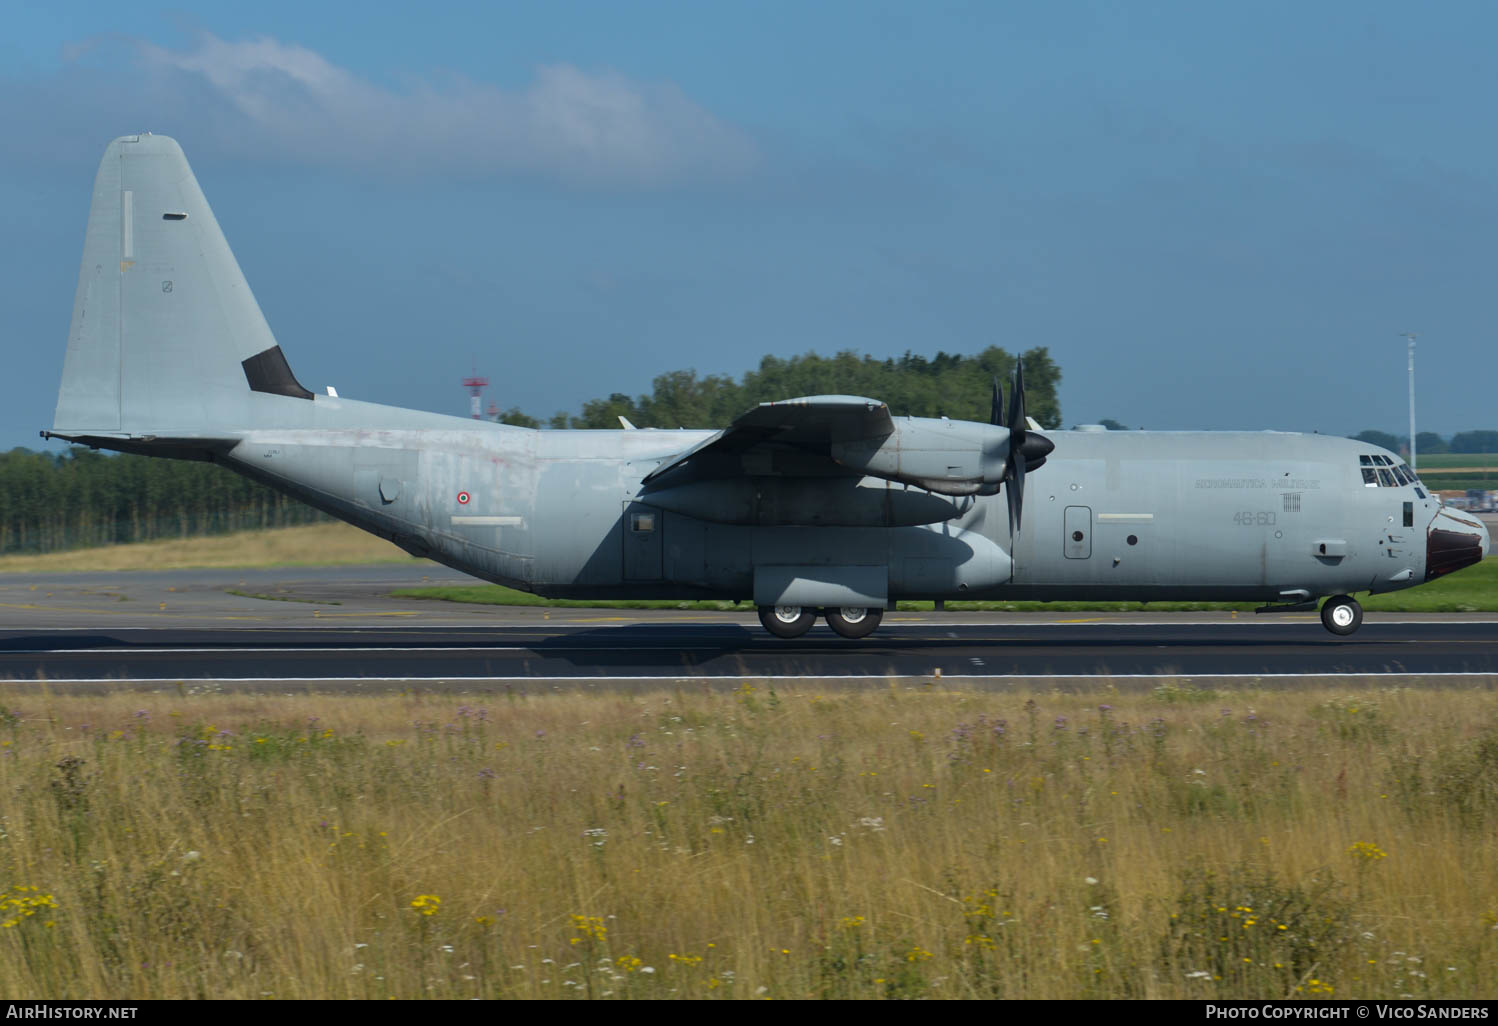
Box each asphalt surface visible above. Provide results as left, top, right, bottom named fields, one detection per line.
left=2, top=564, right=1496, bottom=691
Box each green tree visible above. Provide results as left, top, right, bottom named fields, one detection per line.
left=1352, top=429, right=1402, bottom=453
left=1415, top=431, right=1448, bottom=455
left=517, top=345, right=1062, bottom=430
left=0, top=447, right=328, bottom=556
left=495, top=407, right=540, bottom=429
left=569, top=392, right=646, bottom=430
left=1449, top=431, right=1498, bottom=454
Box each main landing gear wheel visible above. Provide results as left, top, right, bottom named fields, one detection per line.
left=826, top=606, right=883, bottom=639
left=759, top=605, right=817, bottom=639
left=1320, top=595, right=1363, bottom=636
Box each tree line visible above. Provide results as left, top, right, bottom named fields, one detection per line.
left=498, top=346, right=1062, bottom=431
left=1350, top=430, right=1498, bottom=455
left=5, top=346, right=1061, bottom=556
left=0, top=448, right=327, bottom=556
left=1090, top=424, right=1497, bottom=454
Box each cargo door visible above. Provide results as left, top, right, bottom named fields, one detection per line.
left=623, top=502, right=664, bottom=581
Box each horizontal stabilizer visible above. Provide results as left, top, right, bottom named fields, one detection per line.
left=242, top=346, right=314, bottom=400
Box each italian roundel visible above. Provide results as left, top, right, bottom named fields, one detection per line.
left=456, top=491, right=471, bottom=505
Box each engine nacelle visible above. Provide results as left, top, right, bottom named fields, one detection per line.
left=829, top=418, right=1011, bottom=497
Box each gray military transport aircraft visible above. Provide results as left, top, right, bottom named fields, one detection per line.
left=43, top=135, right=1490, bottom=638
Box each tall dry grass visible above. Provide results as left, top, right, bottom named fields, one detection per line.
left=0, top=523, right=420, bottom=573
left=0, top=683, right=1495, bottom=999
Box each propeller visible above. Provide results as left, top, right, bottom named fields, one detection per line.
left=999, top=359, right=1054, bottom=536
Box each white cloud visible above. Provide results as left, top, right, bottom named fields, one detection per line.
left=64, top=32, right=758, bottom=186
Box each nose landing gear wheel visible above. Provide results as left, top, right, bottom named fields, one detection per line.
left=758, top=605, right=817, bottom=638
left=1320, top=595, right=1363, bottom=636
left=826, top=606, right=883, bottom=639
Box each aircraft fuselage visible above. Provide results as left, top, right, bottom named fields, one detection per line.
left=216, top=407, right=1486, bottom=609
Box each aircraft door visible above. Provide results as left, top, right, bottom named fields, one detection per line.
left=1064, top=505, right=1092, bottom=559
left=1380, top=500, right=1417, bottom=576
left=623, top=502, right=664, bottom=580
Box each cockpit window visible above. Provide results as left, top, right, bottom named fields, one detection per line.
left=1358, top=455, right=1421, bottom=487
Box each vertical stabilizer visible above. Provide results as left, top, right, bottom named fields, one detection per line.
left=53, top=134, right=300, bottom=439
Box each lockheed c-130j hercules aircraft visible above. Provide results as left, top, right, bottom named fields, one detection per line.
left=44, top=135, right=1490, bottom=638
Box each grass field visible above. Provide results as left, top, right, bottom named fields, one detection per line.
left=1421, top=479, right=1496, bottom=494
left=1416, top=454, right=1498, bottom=493
left=1412, top=453, right=1498, bottom=470
left=394, top=556, right=1498, bottom=614
left=0, top=523, right=420, bottom=574
left=0, top=684, right=1495, bottom=1000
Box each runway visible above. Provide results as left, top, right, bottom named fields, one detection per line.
left=2, top=564, right=1496, bottom=691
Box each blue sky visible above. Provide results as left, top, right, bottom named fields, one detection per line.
left=3, top=1, right=1494, bottom=449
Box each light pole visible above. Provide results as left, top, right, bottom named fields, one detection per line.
left=1401, top=332, right=1417, bottom=472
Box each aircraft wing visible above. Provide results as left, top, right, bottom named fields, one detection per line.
left=641, top=395, right=893, bottom=483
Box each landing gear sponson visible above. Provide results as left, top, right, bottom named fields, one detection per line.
left=757, top=606, right=884, bottom=639
left=759, top=598, right=1366, bottom=639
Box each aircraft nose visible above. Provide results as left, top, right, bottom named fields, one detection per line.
left=1426, top=509, right=1488, bottom=581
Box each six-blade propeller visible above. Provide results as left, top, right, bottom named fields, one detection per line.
left=990, top=360, right=1054, bottom=536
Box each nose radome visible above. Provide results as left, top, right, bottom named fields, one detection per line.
left=1426, top=510, right=1487, bottom=581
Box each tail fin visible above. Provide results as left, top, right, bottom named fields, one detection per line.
left=51, top=134, right=311, bottom=445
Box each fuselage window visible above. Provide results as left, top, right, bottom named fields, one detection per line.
left=1415, top=487, right=1427, bottom=499
left=1360, top=455, right=1373, bottom=466
left=1362, top=468, right=1378, bottom=486
left=1392, top=466, right=1411, bottom=486
left=1377, top=468, right=1395, bottom=487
